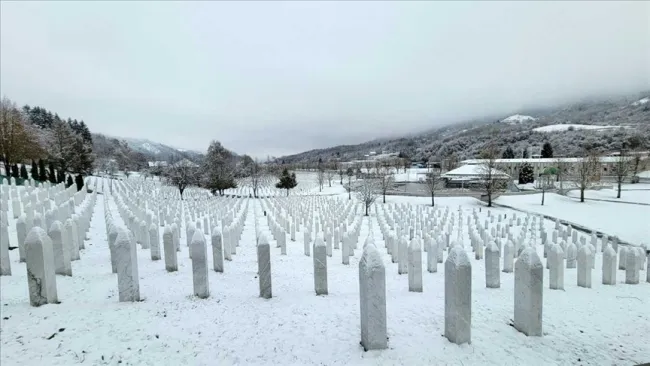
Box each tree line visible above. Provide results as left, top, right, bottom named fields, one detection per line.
left=0, top=97, right=95, bottom=189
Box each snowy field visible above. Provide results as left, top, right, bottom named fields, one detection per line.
left=565, top=184, right=650, bottom=205
left=496, top=193, right=650, bottom=246
left=1, top=177, right=649, bottom=366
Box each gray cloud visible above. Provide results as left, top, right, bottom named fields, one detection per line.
left=1, top=1, right=648, bottom=158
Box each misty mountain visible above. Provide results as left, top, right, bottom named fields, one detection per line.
left=93, top=134, right=204, bottom=163
left=279, top=92, right=650, bottom=164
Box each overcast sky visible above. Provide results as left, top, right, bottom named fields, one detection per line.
left=1, top=1, right=649, bottom=158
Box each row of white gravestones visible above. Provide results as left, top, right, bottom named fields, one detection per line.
left=1, top=184, right=93, bottom=277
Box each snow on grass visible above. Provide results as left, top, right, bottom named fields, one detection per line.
left=496, top=192, right=650, bottom=245
left=631, top=97, right=649, bottom=106
left=500, top=114, right=537, bottom=124
left=533, top=124, right=619, bottom=133
left=565, top=185, right=650, bottom=205
left=1, top=180, right=649, bottom=365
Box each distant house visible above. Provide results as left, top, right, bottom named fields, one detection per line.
left=460, top=156, right=646, bottom=180
left=441, top=164, right=510, bottom=189
left=148, top=161, right=169, bottom=168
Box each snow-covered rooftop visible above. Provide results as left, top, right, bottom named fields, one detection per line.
left=461, top=156, right=639, bottom=165
left=441, top=164, right=509, bottom=179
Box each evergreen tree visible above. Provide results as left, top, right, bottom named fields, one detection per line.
left=38, top=159, right=47, bottom=181
left=541, top=142, right=554, bottom=158
left=48, top=162, right=57, bottom=184
left=522, top=148, right=529, bottom=159
left=30, top=160, right=38, bottom=181
left=518, top=163, right=535, bottom=184
left=20, top=164, right=28, bottom=179
left=11, top=164, right=19, bottom=178
left=70, top=137, right=95, bottom=175
left=75, top=174, right=84, bottom=192
left=502, top=146, right=515, bottom=159
left=275, top=168, right=298, bottom=196
left=66, top=175, right=73, bottom=188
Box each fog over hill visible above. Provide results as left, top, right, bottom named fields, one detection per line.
left=279, top=92, right=650, bottom=164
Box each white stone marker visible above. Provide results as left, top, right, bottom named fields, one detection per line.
left=618, top=246, right=627, bottom=270
left=359, top=243, right=387, bottom=351
left=514, top=247, right=543, bottom=337
left=257, top=234, right=272, bottom=299
left=503, top=240, right=514, bottom=273
left=444, top=246, right=471, bottom=345
left=140, top=221, right=150, bottom=249
left=304, top=231, right=311, bottom=256
left=0, top=218, right=11, bottom=276
left=485, top=241, right=500, bottom=288
left=408, top=238, right=423, bottom=292
left=342, top=233, right=350, bottom=265
left=149, top=224, right=160, bottom=261
left=49, top=221, right=71, bottom=276
left=115, top=228, right=140, bottom=302
left=602, top=244, right=617, bottom=285
left=191, top=229, right=209, bottom=299
left=163, top=226, right=178, bottom=272
left=398, top=237, right=408, bottom=274
left=25, top=227, right=58, bottom=306
left=625, top=247, right=639, bottom=285
left=107, top=224, right=118, bottom=272
left=187, top=224, right=196, bottom=258
left=212, top=229, right=224, bottom=273
left=566, top=242, right=577, bottom=268
left=313, top=237, right=328, bottom=295
left=548, top=243, right=564, bottom=290
left=577, top=245, right=592, bottom=288
left=428, top=236, right=438, bottom=273
left=17, top=215, right=27, bottom=262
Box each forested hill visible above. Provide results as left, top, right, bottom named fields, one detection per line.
left=279, top=92, right=650, bottom=164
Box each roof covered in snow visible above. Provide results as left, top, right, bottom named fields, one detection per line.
left=461, top=156, right=639, bottom=165
left=441, top=164, right=510, bottom=179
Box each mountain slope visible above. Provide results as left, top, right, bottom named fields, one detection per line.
left=279, top=92, right=650, bottom=164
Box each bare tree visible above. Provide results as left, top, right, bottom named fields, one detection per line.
left=554, top=158, right=571, bottom=193
left=325, top=168, right=334, bottom=187
left=376, top=166, right=394, bottom=204
left=572, top=151, right=600, bottom=203
left=478, top=143, right=504, bottom=207
left=164, top=157, right=198, bottom=199
left=49, top=120, right=77, bottom=175
left=249, top=158, right=264, bottom=198
left=539, top=167, right=557, bottom=206
left=401, top=158, right=410, bottom=173
left=612, top=148, right=631, bottom=199
left=356, top=178, right=379, bottom=216
left=337, top=164, right=344, bottom=185
left=0, top=97, right=40, bottom=175
left=424, top=169, right=442, bottom=206
left=442, top=152, right=459, bottom=172
left=316, top=167, right=325, bottom=192
left=345, top=167, right=354, bottom=200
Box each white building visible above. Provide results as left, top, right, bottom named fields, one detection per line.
left=459, top=156, right=643, bottom=179
left=440, top=164, right=510, bottom=188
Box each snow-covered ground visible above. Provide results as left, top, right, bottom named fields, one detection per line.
left=500, top=114, right=537, bottom=124
left=1, top=179, right=649, bottom=365
left=532, top=124, right=619, bottom=133
left=496, top=192, right=650, bottom=245
left=631, top=97, right=649, bottom=106
left=565, top=184, right=650, bottom=205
